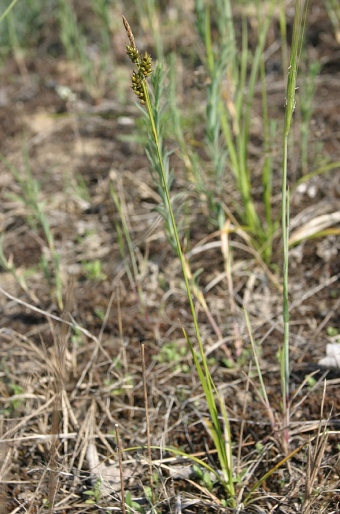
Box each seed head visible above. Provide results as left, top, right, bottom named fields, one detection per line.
left=126, top=45, right=139, bottom=64
left=140, top=52, right=153, bottom=78
left=122, top=15, right=153, bottom=105
left=131, top=71, right=146, bottom=104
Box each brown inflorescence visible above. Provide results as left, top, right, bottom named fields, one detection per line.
left=123, top=15, right=153, bottom=104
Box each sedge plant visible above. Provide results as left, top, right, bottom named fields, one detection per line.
left=122, top=15, right=236, bottom=504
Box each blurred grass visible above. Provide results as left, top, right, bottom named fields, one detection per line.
left=0, top=0, right=52, bottom=57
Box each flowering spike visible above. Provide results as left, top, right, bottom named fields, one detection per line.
left=140, top=52, right=153, bottom=78
left=126, top=45, right=139, bottom=64
left=131, top=71, right=146, bottom=104
left=122, top=16, right=153, bottom=105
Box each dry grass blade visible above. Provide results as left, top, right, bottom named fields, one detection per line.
left=243, top=440, right=309, bottom=506
left=0, top=418, right=10, bottom=514
left=289, top=211, right=340, bottom=245
left=140, top=342, right=154, bottom=501
left=115, top=424, right=126, bottom=514
left=182, top=255, right=229, bottom=358
left=0, top=285, right=99, bottom=344
left=221, top=219, right=243, bottom=357
left=47, top=284, right=72, bottom=511
left=302, top=381, right=329, bottom=514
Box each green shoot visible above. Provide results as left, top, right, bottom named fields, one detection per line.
left=194, top=0, right=276, bottom=261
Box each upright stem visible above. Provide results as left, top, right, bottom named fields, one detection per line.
left=280, top=0, right=308, bottom=451
left=281, top=134, right=290, bottom=452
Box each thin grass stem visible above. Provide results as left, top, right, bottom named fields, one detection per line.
left=281, top=0, right=309, bottom=452
left=0, top=0, right=20, bottom=23
left=115, top=424, right=127, bottom=514
left=140, top=343, right=154, bottom=501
